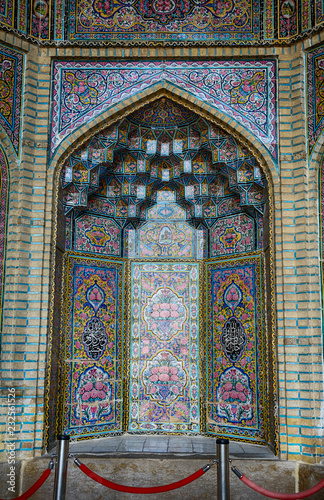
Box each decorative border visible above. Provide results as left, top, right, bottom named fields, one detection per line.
left=320, top=157, right=324, bottom=357
left=307, top=43, right=324, bottom=156
left=316, top=0, right=324, bottom=25
left=3, top=2, right=324, bottom=47
left=0, top=147, right=8, bottom=336
left=0, top=43, right=24, bottom=156
left=50, top=59, right=278, bottom=162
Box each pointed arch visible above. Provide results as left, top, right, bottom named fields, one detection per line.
left=45, top=89, right=279, bottom=452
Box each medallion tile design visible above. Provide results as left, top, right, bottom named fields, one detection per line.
left=51, top=60, right=277, bottom=160
left=62, top=255, right=124, bottom=438
left=74, top=214, right=121, bottom=256
left=68, top=0, right=261, bottom=43
left=0, top=44, right=24, bottom=155
left=307, top=44, right=324, bottom=155
left=129, top=262, right=200, bottom=433
left=205, top=254, right=267, bottom=443
left=210, top=213, right=255, bottom=256
left=143, top=287, right=187, bottom=342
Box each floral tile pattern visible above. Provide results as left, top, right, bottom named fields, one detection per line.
left=307, top=44, right=324, bottom=155
left=74, top=214, right=121, bottom=256
left=0, top=44, right=24, bottom=155
left=68, top=0, right=261, bottom=44
left=129, top=262, right=200, bottom=433
left=210, top=213, right=255, bottom=256
left=62, top=255, right=124, bottom=438
left=278, top=0, right=298, bottom=39
left=316, top=0, right=324, bottom=24
left=0, top=0, right=14, bottom=28
left=51, top=60, right=277, bottom=161
left=205, top=253, right=268, bottom=443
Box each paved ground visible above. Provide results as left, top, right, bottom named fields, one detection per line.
left=67, top=435, right=276, bottom=459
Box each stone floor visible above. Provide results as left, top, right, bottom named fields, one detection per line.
left=67, top=434, right=276, bottom=459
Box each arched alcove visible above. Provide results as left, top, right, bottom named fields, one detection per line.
left=45, top=97, right=277, bottom=453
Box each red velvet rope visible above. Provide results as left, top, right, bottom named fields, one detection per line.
left=79, top=462, right=206, bottom=494
left=0, top=468, right=51, bottom=500
left=240, top=473, right=324, bottom=499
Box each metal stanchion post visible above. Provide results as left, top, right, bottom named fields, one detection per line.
left=216, top=438, right=230, bottom=500
left=53, top=435, right=70, bottom=500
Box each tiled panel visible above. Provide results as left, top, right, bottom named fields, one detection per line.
left=0, top=43, right=24, bottom=155
left=307, top=44, right=324, bottom=156
left=205, top=253, right=268, bottom=444
left=210, top=213, right=255, bottom=257
left=0, top=0, right=14, bottom=29
left=139, top=222, right=194, bottom=259
left=68, top=0, right=261, bottom=44
left=129, top=262, right=200, bottom=434
left=61, top=254, right=125, bottom=439
left=74, top=214, right=121, bottom=256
